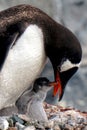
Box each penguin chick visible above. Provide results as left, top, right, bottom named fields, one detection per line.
left=16, top=77, right=55, bottom=121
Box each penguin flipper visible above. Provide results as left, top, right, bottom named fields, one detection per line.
left=0, top=33, right=19, bottom=70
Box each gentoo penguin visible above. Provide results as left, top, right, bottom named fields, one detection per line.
left=0, top=5, right=82, bottom=109
left=16, top=77, right=56, bottom=121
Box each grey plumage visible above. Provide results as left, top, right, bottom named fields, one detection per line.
left=16, top=77, right=52, bottom=121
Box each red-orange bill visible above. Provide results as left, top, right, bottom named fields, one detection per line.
left=49, top=80, right=62, bottom=100
left=53, top=71, right=63, bottom=100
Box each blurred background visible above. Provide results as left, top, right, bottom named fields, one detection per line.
left=0, top=0, right=87, bottom=111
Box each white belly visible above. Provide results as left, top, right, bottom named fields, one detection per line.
left=0, top=25, right=46, bottom=109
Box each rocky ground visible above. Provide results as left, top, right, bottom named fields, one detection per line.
left=0, top=103, right=87, bottom=130
left=0, top=0, right=87, bottom=111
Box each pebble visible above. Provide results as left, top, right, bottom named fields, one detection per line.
left=76, top=117, right=84, bottom=124
left=15, top=122, right=25, bottom=130
left=63, top=124, right=74, bottom=130
left=83, top=126, right=87, bottom=130
left=23, top=126, right=36, bottom=130
left=11, top=115, right=24, bottom=125
left=0, top=117, right=9, bottom=130
left=8, top=127, right=17, bottom=130
left=53, top=125, right=61, bottom=130
left=44, top=120, right=54, bottom=128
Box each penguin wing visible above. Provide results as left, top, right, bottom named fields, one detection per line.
left=0, top=32, right=19, bottom=70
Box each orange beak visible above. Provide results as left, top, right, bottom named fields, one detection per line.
left=49, top=70, right=62, bottom=101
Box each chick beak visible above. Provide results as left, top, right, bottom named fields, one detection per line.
left=49, top=70, right=63, bottom=101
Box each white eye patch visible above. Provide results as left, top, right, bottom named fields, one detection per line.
left=60, top=59, right=80, bottom=72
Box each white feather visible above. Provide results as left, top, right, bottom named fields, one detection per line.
left=0, top=25, right=46, bottom=109
left=60, top=59, right=80, bottom=72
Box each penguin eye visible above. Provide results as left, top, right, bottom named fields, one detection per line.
left=58, top=58, right=67, bottom=71
left=38, top=85, right=42, bottom=89
left=61, top=58, right=67, bottom=65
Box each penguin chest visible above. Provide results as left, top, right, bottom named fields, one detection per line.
left=0, top=25, right=46, bottom=108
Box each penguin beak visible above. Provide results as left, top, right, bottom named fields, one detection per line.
left=54, top=70, right=62, bottom=101
left=49, top=69, right=63, bottom=101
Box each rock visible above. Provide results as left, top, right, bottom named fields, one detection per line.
left=23, top=126, right=36, bottom=130
left=83, top=126, right=87, bottom=130
left=11, top=115, right=24, bottom=125
left=15, top=122, right=25, bottom=130
left=8, top=127, right=17, bottom=130
left=44, top=120, right=54, bottom=128
left=0, top=117, right=9, bottom=130
left=53, top=125, right=61, bottom=130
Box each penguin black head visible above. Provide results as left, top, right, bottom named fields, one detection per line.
left=45, top=24, right=82, bottom=101
left=33, top=77, right=56, bottom=93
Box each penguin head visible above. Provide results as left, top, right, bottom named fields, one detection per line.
left=45, top=24, right=82, bottom=101
left=33, top=77, right=55, bottom=93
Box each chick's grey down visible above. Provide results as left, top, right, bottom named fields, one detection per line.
left=16, top=77, right=51, bottom=121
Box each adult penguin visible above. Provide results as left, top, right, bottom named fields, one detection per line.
left=0, top=5, right=82, bottom=109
